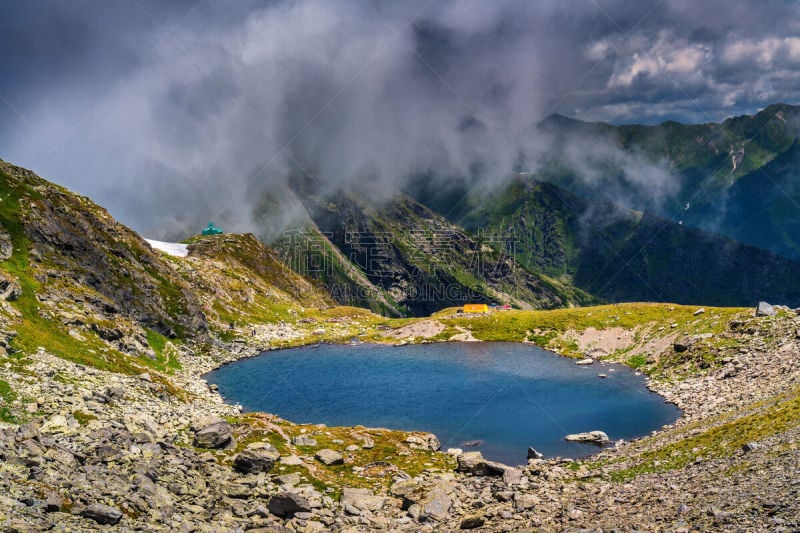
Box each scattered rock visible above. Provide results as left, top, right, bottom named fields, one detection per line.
left=268, top=492, right=313, bottom=517
left=315, top=449, right=344, bottom=466
left=417, top=486, right=452, bottom=522
left=575, top=358, right=594, bottom=365
left=514, top=492, right=539, bottom=511
left=694, top=308, right=706, bottom=315
left=193, top=419, right=233, bottom=449
left=527, top=446, right=544, bottom=460
left=275, top=472, right=301, bottom=486
left=405, top=433, right=441, bottom=451
left=460, top=514, right=485, bottom=529
left=340, top=487, right=386, bottom=514
left=280, top=454, right=304, bottom=466
left=674, top=337, right=697, bottom=352
left=44, top=492, right=63, bottom=513
left=232, top=448, right=279, bottom=474
left=755, top=301, right=776, bottom=317
left=456, top=451, right=506, bottom=476
left=564, top=431, right=610, bottom=444
left=742, top=442, right=761, bottom=453
left=502, top=467, right=525, bottom=486
left=81, top=504, right=123, bottom=525
left=0, top=272, right=22, bottom=301
left=0, top=228, right=12, bottom=260
left=291, top=435, right=317, bottom=446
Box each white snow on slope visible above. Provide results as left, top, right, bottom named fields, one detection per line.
left=145, top=239, right=189, bottom=258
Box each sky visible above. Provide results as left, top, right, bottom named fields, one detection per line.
left=1, top=0, right=799, bottom=238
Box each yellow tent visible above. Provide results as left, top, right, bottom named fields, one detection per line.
left=463, top=303, right=489, bottom=313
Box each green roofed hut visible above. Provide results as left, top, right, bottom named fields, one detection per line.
left=202, top=222, right=223, bottom=236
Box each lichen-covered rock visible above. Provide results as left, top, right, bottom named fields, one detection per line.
left=232, top=448, right=279, bottom=474
left=405, top=432, right=441, bottom=451
left=81, top=504, right=123, bottom=525
left=315, top=448, right=344, bottom=465
left=193, top=420, right=232, bottom=449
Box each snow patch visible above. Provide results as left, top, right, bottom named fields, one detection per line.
left=145, top=239, right=188, bottom=258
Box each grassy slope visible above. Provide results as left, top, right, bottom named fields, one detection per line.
left=457, top=177, right=800, bottom=307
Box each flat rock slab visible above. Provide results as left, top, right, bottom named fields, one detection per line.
left=315, top=449, right=344, bottom=465
left=280, top=454, right=304, bottom=466
left=564, top=430, right=610, bottom=444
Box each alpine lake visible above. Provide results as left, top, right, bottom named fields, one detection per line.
left=206, top=342, right=680, bottom=465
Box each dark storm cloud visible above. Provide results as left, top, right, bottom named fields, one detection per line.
left=0, top=0, right=798, bottom=238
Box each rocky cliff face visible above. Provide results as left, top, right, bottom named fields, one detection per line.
left=0, top=160, right=211, bottom=374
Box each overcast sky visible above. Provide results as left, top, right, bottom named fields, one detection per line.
left=1, top=0, right=799, bottom=237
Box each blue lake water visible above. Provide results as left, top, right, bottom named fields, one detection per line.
left=206, top=342, right=680, bottom=465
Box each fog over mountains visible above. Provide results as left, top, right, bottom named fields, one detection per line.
left=2, top=0, right=800, bottom=241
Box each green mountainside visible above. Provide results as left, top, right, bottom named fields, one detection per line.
left=456, top=178, right=800, bottom=307
left=274, top=179, right=595, bottom=316
left=535, top=103, right=800, bottom=260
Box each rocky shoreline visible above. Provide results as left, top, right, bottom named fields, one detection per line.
left=1, top=306, right=799, bottom=532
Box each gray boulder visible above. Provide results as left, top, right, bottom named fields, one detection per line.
left=405, top=433, right=441, bottom=451
left=0, top=227, right=12, bottom=260
left=742, top=441, right=761, bottom=453
left=0, top=272, right=21, bottom=301
left=315, top=448, right=344, bottom=466
left=417, top=488, right=452, bottom=522
left=564, top=430, right=610, bottom=444
left=527, top=446, right=544, bottom=460
left=340, top=487, right=386, bottom=514
left=673, top=336, right=697, bottom=352
left=193, top=420, right=232, bottom=449
left=291, top=435, right=317, bottom=446
left=233, top=448, right=279, bottom=474
left=81, top=504, right=123, bottom=525
left=755, top=301, right=776, bottom=317
left=268, top=491, right=313, bottom=517
left=456, top=451, right=506, bottom=476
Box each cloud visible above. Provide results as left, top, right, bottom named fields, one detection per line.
left=0, top=0, right=798, bottom=238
